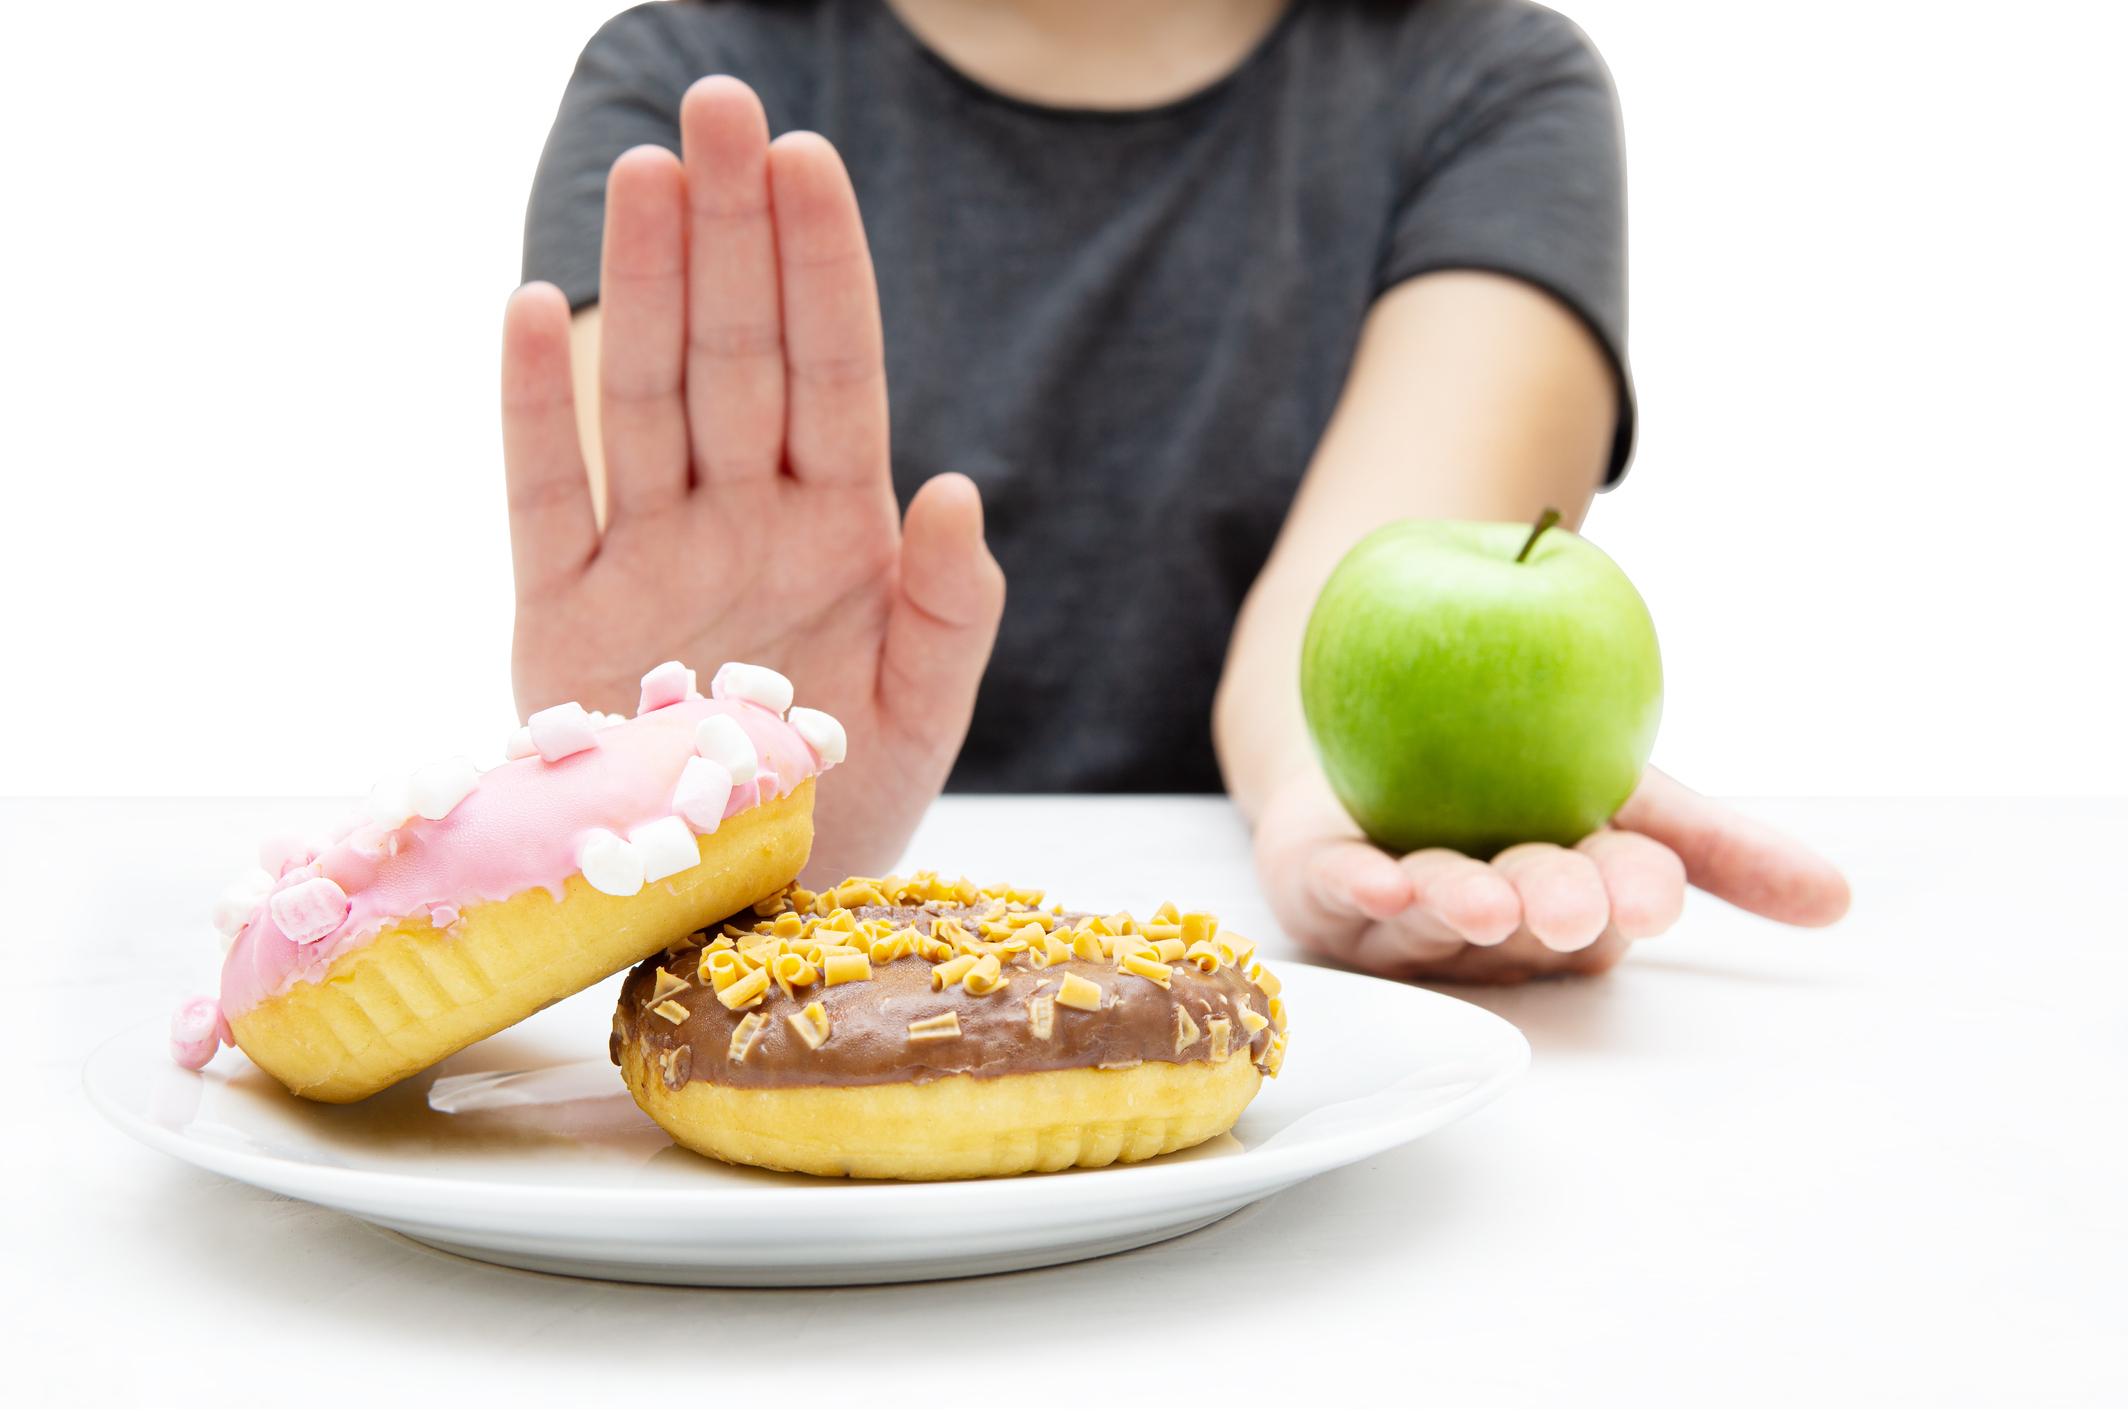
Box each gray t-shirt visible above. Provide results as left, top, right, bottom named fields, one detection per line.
left=525, top=0, right=1631, bottom=793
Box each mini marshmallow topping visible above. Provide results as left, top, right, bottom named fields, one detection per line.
left=577, top=829, right=646, bottom=897
left=672, top=755, right=735, bottom=833
left=368, top=777, right=418, bottom=830
left=787, top=707, right=848, bottom=765
left=268, top=876, right=351, bottom=945
left=629, top=815, right=701, bottom=884
left=637, top=660, right=694, bottom=716
left=710, top=662, right=794, bottom=717
left=695, top=713, right=758, bottom=784
left=209, top=869, right=275, bottom=939
left=505, top=726, right=538, bottom=760
left=408, top=757, right=481, bottom=821
left=169, top=997, right=224, bottom=1069
left=528, top=701, right=601, bottom=761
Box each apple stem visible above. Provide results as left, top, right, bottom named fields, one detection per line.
left=1516, top=507, right=1563, bottom=563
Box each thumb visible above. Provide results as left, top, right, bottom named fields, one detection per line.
left=880, top=473, right=1005, bottom=767
left=1613, top=767, right=1852, bottom=927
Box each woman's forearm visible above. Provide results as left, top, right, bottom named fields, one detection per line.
left=1212, top=270, right=1618, bottom=822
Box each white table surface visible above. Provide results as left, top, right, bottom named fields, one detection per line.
left=5, top=796, right=2123, bottom=1406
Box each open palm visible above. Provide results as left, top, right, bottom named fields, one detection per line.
left=501, top=76, right=1003, bottom=883
left=1256, top=765, right=1852, bottom=982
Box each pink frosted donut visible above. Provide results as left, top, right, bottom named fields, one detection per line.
left=177, top=661, right=842, bottom=1102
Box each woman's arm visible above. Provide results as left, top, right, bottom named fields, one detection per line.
left=1215, top=270, right=1616, bottom=815
left=1216, top=270, right=1849, bottom=981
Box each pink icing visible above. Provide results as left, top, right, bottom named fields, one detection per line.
left=217, top=697, right=827, bottom=1019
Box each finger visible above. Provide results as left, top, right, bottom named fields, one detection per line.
left=1251, top=768, right=1417, bottom=963
left=1613, top=768, right=1852, bottom=926
left=1577, top=829, right=1687, bottom=939
left=1316, top=840, right=1413, bottom=922
left=1400, top=849, right=1520, bottom=946
left=879, top=474, right=1006, bottom=766
left=680, top=77, right=785, bottom=485
left=768, top=132, right=888, bottom=485
left=1491, top=843, right=1608, bottom=952
left=1289, top=838, right=1419, bottom=966
left=501, top=282, right=597, bottom=599
left=597, top=143, right=692, bottom=519
left=1346, top=852, right=1518, bottom=975
left=1255, top=819, right=1417, bottom=966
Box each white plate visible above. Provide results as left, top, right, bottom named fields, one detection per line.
left=85, top=963, right=1526, bottom=1286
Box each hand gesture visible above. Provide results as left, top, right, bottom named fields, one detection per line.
left=501, top=77, right=1004, bottom=883
left=1255, top=764, right=1851, bottom=981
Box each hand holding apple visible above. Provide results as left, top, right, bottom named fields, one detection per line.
left=1253, top=512, right=1848, bottom=982
left=1254, top=761, right=1849, bottom=983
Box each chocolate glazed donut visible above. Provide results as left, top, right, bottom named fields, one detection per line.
left=614, top=874, right=1291, bottom=1180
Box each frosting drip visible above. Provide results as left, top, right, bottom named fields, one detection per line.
left=217, top=697, right=825, bottom=1018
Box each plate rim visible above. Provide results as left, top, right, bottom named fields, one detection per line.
left=85, top=965, right=1528, bottom=1221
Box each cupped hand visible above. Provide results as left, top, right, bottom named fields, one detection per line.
left=502, top=77, right=1004, bottom=884
left=1255, top=765, right=1851, bottom=982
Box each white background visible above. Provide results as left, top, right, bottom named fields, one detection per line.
left=2, top=0, right=2121, bottom=798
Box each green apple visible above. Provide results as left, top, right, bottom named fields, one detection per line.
left=1301, top=515, right=1662, bottom=858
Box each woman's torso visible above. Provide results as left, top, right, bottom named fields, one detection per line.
left=525, top=0, right=1627, bottom=791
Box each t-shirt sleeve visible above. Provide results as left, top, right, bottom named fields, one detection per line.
left=1380, top=4, right=1636, bottom=484
left=522, top=5, right=706, bottom=310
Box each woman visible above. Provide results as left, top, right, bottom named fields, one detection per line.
left=502, top=0, right=1849, bottom=982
